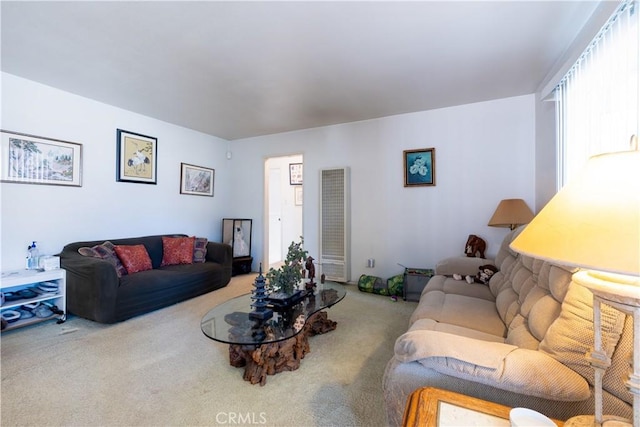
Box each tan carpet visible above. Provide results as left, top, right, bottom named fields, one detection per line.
left=1, top=274, right=416, bottom=427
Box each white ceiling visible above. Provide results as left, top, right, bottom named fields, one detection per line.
left=1, top=1, right=601, bottom=141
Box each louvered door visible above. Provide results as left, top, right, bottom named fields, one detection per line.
left=319, top=167, right=350, bottom=282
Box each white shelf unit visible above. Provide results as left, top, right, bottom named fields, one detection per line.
left=1, top=268, right=66, bottom=331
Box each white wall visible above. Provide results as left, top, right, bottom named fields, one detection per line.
left=534, top=94, right=558, bottom=211
left=0, top=73, right=538, bottom=280
left=230, top=94, right=537, bottom=281
left=1, top=73, right=232, bottom=270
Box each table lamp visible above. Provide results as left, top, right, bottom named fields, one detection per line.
left=488, top=199, right=534, bottom=230
left=510, top=140, right=639, bottom=427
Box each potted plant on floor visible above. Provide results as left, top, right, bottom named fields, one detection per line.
left=266, top=238, right=308, bottom=306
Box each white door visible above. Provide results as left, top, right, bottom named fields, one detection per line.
left=268, top=166, right=283, bottom=265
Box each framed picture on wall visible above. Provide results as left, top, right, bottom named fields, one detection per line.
left=403, top=148, right=436, bottom=187
left=222, top=218, right=252, bottom=258
left=0, top=130, right=83, bottom=187
left=180, top=162, right=214, bottom=197
left=116, top=129, right=157, bottom=184
left=289, top=162, right=303, bottom=185
left=294, top=186, right=303, bottom=206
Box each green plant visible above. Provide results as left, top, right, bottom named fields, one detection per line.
left=266, top=238, right=309, bottom=294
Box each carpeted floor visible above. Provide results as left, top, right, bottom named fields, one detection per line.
left=1, top=274, right=416, bottom=427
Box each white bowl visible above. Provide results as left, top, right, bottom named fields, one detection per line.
left=509, top=408, right=556, bottom=427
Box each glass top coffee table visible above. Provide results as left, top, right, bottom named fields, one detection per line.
left=201, top=281, right=346, bottom=385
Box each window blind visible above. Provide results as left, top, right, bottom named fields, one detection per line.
left=555, top=0, right=639, bottom=189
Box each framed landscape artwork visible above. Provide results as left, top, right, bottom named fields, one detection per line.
left=180, top=162, right=214, bottom=197
left=116, top=129, right=157, bottom=184
left=0, top=130, right=83, bottom=186
left=403, top=148, right=436, bottom=187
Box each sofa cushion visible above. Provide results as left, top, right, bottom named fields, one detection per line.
left=161, top=236, right=195, bottom=266
left=78, top=241, right=127, bottom=277
left=410, top=291, right=507, bottom=337
left=435, top=256, right=494, bottom=277
left=503, top=259, right=548, bottom=349
left=488, top=228, right=522, bottom=299
left=494, top=287, right=519, bottom=331
left=526, top=294, right=562, bottom=342
left=114, top=244, right=153, bottom=274
left=497, top=255, right=574, bottom=351
left=525, top=264, right=573, bottom=343
left=407, top=318, right=505, bottom=342
left=539, top=281, right=626, bottom=386
left=493, top=226, right=522, bottom=269
left=422, top=276, right=495, bottom=301
left=193, top=237, right=208, bottom=263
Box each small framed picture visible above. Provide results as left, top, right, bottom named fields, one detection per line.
left=289, top=163, right=303, bottom=185
left=294, top=186, right=303, bottom=206
left=180, top=162, right=214, bottom=197
left=404, top=148, right=436, bottom=187
left=1, top=130, right=83, bottom=187
left=116, top=129, right=157, bottom=184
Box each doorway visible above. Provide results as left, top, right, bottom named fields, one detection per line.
left=264, top=154, right=303, bottom=270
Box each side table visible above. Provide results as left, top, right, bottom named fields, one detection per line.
left=402, top=387, right=564, bottom=427
left=232, top=256, right=253, bottom=276
left=403, top=267, right=434, bottom=301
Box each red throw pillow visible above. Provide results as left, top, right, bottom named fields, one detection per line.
left=161, top=236, right=195, bottom=266
left=114, top=244, right=153, bottom=274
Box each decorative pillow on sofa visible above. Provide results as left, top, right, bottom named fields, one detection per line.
left=78, top=241, right=128, bottom=277
left=114, top=244, right=153, bottom=274
left=161, top=236, right=195, bottom=266
left=193, top=237, right=208, bottom=263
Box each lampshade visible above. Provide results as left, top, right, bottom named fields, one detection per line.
left=487, top=199, right=534, bottom=230
left=510, top=149, right=640, bottom=277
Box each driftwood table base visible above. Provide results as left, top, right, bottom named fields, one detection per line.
left=228, top=311, right=337, bottom=385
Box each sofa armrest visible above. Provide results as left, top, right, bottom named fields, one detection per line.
left=435, top=256, right=495, bottom=276
left=205, top=241, right=232, bottom=267
left=395, top=330, right=589, bottom=401
left=395, top=329, right=516, bottom=367
left=59, top=251, right=120, bottom=323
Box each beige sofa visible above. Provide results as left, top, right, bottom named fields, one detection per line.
left=382, top=227, right=633, bottom=426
